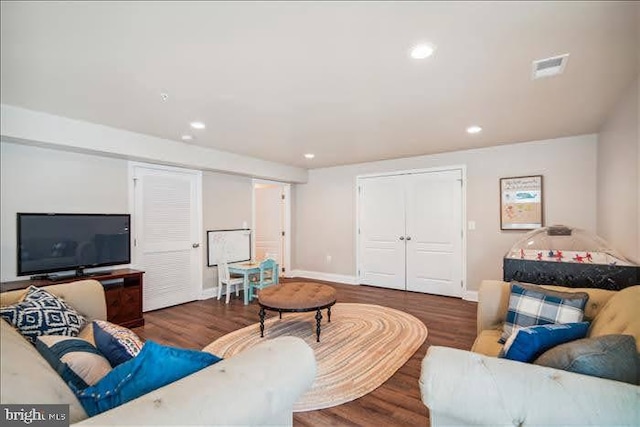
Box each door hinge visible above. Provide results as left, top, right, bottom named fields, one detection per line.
left=134, top=238, right=137, bottom=247
left=281, top=231, right=285, bottom=236
left=358, top=186, right=361, bottom=194
left=282, top=267, right=286, bottom=273
left=460, top=280, right=463, bottom=288
left=358, top=228, right=361, bottom=234
left=281, top=194, right=285, bottom=200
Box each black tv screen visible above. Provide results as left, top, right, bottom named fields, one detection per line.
left=17, top=213, right=131, bottom=276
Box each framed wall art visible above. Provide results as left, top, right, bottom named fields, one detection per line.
left=500, top=175, right=543, bottom=230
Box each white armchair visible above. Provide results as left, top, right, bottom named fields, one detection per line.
left=419, top=280, right=640, bottom=426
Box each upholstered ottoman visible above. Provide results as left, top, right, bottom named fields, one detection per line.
left=257, top=282, right=337, bottom=342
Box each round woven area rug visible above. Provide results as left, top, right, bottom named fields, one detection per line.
left=204, top=303, right=428, bottom=412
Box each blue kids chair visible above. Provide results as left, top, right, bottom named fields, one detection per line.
left=249, top=258, right=279, bottom=300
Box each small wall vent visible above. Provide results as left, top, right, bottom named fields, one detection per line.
left=532, top=53, right=569, bottom=79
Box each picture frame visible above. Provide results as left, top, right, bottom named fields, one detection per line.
left=500, top=175, right=543, bottom=230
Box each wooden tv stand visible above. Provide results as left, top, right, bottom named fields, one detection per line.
left=0, top=268, right=144, bottom=328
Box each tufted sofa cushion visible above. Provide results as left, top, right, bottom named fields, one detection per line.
left=538, top=284, right=617, bottom=321
left=588, top=285, right=640, bottom=351
left=476, top=281, right=616, bottom=337
left=0, top=280, right=107, bottom=322
left=258, top=282, right=336, bottom=310
left=473, top=281, right=640, bottom=356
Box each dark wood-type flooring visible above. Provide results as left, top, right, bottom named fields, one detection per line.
left=133, top=279, right=477, bottom=426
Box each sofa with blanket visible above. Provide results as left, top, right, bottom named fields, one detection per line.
left=420, top=280, right=640, bottom=426
left=0, top=279, right=317, bottom=426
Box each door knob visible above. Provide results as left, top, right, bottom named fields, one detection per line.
left=192, top=243, right=200, bottom=248
left=399, top=236, right=405, bottom=240
left=406, top=236, right=412, bottom=241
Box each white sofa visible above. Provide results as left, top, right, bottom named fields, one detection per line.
left=1, top=279, right=316, bottom=426
left=420, top=280, right=640, bottom=427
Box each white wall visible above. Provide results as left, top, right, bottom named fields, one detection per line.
left=202, top=172, right=253, bottom=290
left=1, top=141, right=256, bottom=292
left=597, top=77, right=639, bottom=263
left=0, top=141, right=129, bottom=281
left=294, top=134, right=598, bottom=291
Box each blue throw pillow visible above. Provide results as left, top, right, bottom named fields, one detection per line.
left=500, top=283, right=589, bottom=343
left=75, top=341, right=222, bottom=416
left=93, top=320, right=144, bottom=367
left=500, top=322, right=590, bottom=363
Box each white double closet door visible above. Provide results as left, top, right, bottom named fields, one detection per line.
left=358, top=168, right=463, bottom=297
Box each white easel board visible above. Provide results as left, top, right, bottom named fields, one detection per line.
left=207, top=229, right=252, bottom=266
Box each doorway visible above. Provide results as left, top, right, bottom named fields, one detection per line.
left=252, top=180, right=291, bottom=276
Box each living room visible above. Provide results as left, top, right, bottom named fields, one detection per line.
left=1, top=2, right=639, bottom=426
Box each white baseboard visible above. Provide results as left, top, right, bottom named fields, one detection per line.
left=279, top=270, right=476, bottom=300
left=463, top=290, right=478, bottom=302
left=288, top=270, right=359, bottom=285
left=200, top=287, right=217, bottom=300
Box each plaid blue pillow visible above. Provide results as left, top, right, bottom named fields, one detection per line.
left=500, top=283, right=589, bottom=344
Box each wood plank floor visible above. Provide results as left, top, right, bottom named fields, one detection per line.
left=133, top=279, right=477, bottom=426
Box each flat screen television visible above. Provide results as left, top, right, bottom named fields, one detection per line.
left=17, top=213, right=131, bottom=278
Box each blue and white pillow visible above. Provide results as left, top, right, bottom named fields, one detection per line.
left=500, top=322, right=590, bottom=363
left=500, top=283, right=588, bottom=344
left=0, top=286, right=87, bottom=344
left=93, top=320, right=144, bottom=367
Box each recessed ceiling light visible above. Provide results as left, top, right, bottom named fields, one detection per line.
left=190, top=121, right=205, bottom=130
left=181, top=135, right=193, bottom=141
left=304, top=153, right=315, bottom=159
left=466, top=125, right=483, bottom=134
left=410, top=43, right=435, bottom=59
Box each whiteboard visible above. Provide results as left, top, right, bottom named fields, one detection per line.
left=207, top=229, right=252, bottom=266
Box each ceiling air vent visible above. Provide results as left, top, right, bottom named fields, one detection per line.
left=531, top=53, right=569, bottom=79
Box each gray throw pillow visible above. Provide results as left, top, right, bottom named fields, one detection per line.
left=533, top=334, right=639, bottom=385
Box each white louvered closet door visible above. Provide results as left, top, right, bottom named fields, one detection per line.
left=132, top=165, right=202, bottom=312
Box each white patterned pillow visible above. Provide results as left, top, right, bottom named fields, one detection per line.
left=0, top=286, right=87, bottom=344
left=93, top=320, right=144, bottom=367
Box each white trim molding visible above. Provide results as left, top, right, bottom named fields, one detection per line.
left=1, top=104, right=307, bottom=183
left=463, top=290, right=478, bottom=302
left=290, top=269, right=478, bottom=300
left=200, top=287, right=217, bottom=300
left=289, top=270, right=359, bottom=285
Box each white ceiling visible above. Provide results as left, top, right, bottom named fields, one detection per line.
left=1, top=1, right=638, bottom=169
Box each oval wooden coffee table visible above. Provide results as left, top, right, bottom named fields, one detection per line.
left=258, top=282, right=337, bottom=342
